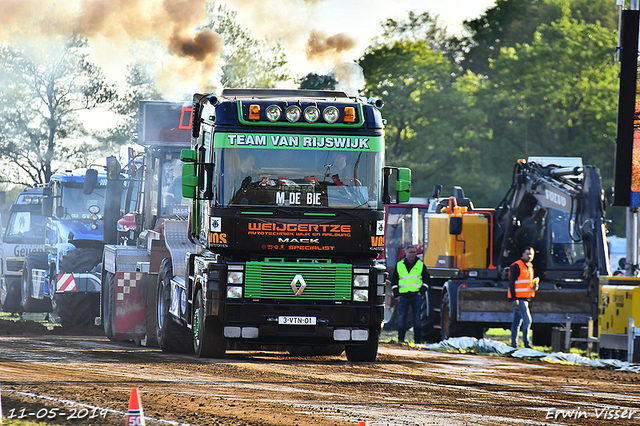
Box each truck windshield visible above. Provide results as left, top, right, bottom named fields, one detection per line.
left=4, top=211, right=46, bottom=243
left=214, top=147, right=383, bottom=209
left=62, top=186, right=106, bottom=219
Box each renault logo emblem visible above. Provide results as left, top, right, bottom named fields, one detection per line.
left=290, top=274, right=306, bottom=295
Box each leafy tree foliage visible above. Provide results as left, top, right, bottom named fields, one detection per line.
left=474, top=12, right=618, bottom=195
left=0, top=36, right=116, bottom=186
left=94, top=63, right=164, bottom=154
left=203, top=4, right=289, bottom=89
left=460, top=0, right=618, bottom=78
left=359, top=2, right=620, bottom=233
left=359, top=16, right=489, bottom=197
left=297, top=73, right=337, bottom=90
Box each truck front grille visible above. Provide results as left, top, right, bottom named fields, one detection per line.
left=244, top=261, right=351, bottom=301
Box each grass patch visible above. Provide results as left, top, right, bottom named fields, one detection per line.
left=0, top=312, right=62, bottom=331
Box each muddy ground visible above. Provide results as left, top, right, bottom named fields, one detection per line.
left=0, top=319, right=639, bottom=426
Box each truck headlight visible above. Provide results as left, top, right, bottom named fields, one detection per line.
left=353, top=289, right=369, bottom=302
left=227, top=271, right=243, bottom=284
left=353, top=274, right=369, bottom=287
left=227, top=286, right=243, bottom=299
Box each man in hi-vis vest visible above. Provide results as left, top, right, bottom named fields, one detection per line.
left=508, top=246, right=539, bottom=348
left=391, top=245, right=430, bottom=343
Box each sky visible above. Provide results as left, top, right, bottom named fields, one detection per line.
left=0, top=0, right=496, bottom=99
left=215, top=0, right=498, bottom=92
left=0, top=0, right=497, bottom=111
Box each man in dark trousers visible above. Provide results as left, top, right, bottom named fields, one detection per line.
left=508, top=246, right=539, bottom=348
left=391, top=245, right=430, bottom=343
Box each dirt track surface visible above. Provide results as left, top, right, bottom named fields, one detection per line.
left=0, top=320, right=639, bottom=426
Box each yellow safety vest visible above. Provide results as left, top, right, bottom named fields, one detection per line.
left=396, top=260, right=424, bottom=294
left=507, top=259, right=535, bottom=299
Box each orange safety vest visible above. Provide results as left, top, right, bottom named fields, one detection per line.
left=507, top=259, right=535, bottom=299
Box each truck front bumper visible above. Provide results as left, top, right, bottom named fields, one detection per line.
left=221, top=302, right=382, bottom=345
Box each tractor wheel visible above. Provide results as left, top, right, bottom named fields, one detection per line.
left=59, top=248, right=102, bottom=273
left=21, top=252, right=52, bottom=312
left=52, top=292, right=100, bottom=328
left=144, top=276, right=159, bottom=348
left=3, top=278, right=23, bottom=313
left=101, top=271, right=116, bottom=340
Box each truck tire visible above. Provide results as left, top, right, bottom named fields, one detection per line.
left=344, top=330, right=379, bottom=362
left=156, top=259, right=193, bottom=354
left=102, top=271, right=116, bottom=340
left=21, top=252, right=52, bottom=313
left=193, top=288, right=225, bottom=358
left=53, top=293, right=100, bottom=328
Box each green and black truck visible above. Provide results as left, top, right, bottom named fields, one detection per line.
left=107, top=89, right=410, bottom=361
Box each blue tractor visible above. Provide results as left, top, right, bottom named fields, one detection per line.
left=0, top=187, right=47, bottom=312
left=21, top=169, right=107, bottom=326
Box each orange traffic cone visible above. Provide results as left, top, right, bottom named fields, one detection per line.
left=126, top=388, right=145, bottom=426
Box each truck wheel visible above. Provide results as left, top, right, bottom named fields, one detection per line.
left=156, top=259, right=193, bottom=354
left=193, top=288, right=225, bottom=358
left=344, top=330, right=379, bottom=362
left=53, top=293, right=100, bottom=328
left=102, top=271, right=116, bottom=340
left=21, top=252, right=52, bottom=312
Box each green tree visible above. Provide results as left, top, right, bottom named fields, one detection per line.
left=359, top=27, right=488, bottom=197
left=203, top=4, right=289, bottom=88
left=0, top=36, right=116, bottom=186
left=460, top=0, right=618, bottom=78
left=476, top=13, right=618, bottom=186
left=95, top=63, right=164, bottom=154
left=297, top=73, right=337, bottom=90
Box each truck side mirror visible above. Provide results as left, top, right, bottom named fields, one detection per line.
left=182, top=163, right=198, bottom=199
left=449, top=217, right=462, bottom=235
left=181, top=149, right=198, bottom=199
left=382, top=166, right=412, bottom=204
left=83, top=168, right=98, bottom=195
left=395, top=168, right=411, bottom=203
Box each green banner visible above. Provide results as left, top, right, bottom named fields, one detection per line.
left=214, top=132, right=384, bottom=152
